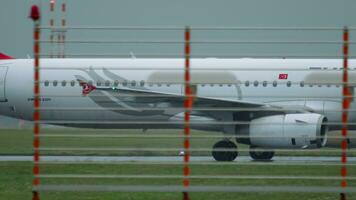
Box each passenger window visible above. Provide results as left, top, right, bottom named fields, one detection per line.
left=53, top=80, right=58, bottom=87
left=70, top=80, right=75, bottom=87
left=105, top=80, right=110, bottom=86
left=300, top=81, right=305, bottom=87
left=97, top=81, right=102, bottom=86
left=61, top=80, right=66, bottom=87
left=262, top=81, right=267, bottom=87
left=253, top=81, right=259, bottom=87
left=44, top=80, right=49, bottom=87
left=245, top=81, right=250, bottom=87
left=131, top=80, right=136, bottom=87
left=114, top=80, right=119, bottom=87
left=140, top=80, right=145, bottom=87
left=123, top=81, right=128, bottom=86
left=286, top=81, right=291, bottom=87
left=272, top=81, right=277, bottom=87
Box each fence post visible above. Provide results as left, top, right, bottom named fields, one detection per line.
left=340, top=26, right=349, bottom=200
left=183, top=26, right=191, bottom=200
left=30, top=4, right=41, bottom=200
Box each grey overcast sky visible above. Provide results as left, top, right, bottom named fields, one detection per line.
left=0, top=0, right=355, bottom=58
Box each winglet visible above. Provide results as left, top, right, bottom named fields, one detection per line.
left=0, top=53, right=14, bottom=60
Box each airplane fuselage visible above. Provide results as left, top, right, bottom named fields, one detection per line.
left=0, top=58, right=355, bottom=132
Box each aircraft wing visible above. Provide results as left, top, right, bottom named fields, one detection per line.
left=95, top=87, right=289, bottom=112
left=77, top=79, right=310, bottom=114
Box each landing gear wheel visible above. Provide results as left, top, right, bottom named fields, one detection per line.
left=212, top=140, right=238, bottom=162
left=249, top=146, right=274, bottom=161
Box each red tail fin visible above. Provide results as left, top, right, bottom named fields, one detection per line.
left=0, top=53, right=14, bottom=60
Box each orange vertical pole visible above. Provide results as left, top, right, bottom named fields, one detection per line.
left=49, top=0, right=55, bottom=58
left=340, top=26, right=349, bottom=200
left=183, top=26, right=191, bottom=200
left=60, top=1, right=66, bottom=58
left=30, top=5, right=41, bottom=200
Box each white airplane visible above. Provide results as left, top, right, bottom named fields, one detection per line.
left=0, top=53, right=355, bottom=161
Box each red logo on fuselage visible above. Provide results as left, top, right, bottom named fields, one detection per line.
left=279, top=74, right=288, bottom=79
left=79, top=82, right=96, bottom=95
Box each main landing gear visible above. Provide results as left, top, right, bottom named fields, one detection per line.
left=249, top=146, right=275, bottom=161
left=211, top=140, right=275, bottom=162
left=211, top=140, right=238, bottom=162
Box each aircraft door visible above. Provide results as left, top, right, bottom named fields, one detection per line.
left=0, top=66, right=8, bottom=102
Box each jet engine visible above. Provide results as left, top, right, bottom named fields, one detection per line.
left=236, top=113, right=328, bottom=149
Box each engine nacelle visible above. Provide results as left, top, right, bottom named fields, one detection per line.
left=236, top=113, right=328, bottom=149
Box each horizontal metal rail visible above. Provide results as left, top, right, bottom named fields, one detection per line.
left=35, top=134, right=356, bottom=139
left=36, top=174, right=356, bottom=180
left=37, top=67, right=356, bottom=71
left=39, top=54, right=355, bottom=59
left=33, top=185, right=356, bottom=193
left=37, top=107, right=355, bottom=112
left=36, top=147, right=356, bottom=153
left=36, top=80, right=356, bottom=85
left=38, top=94, right=350, bottom=99
left=37, top=121, right=356, bottom=126
left=38, top=26, right=356, bottom=31
left=38, top=40, right=356, bottom=44
left=36, top=161, right=356, bottom=167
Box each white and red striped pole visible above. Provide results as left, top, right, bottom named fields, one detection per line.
left=183, top=26, right=192, bottom=200
left=30, top=5, right=41, bottom=200
left=49, top=0, right=55, bottom=58
left=340, top=26, right=350, bottom=200
left=60, top=0, right=66, bottom=58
